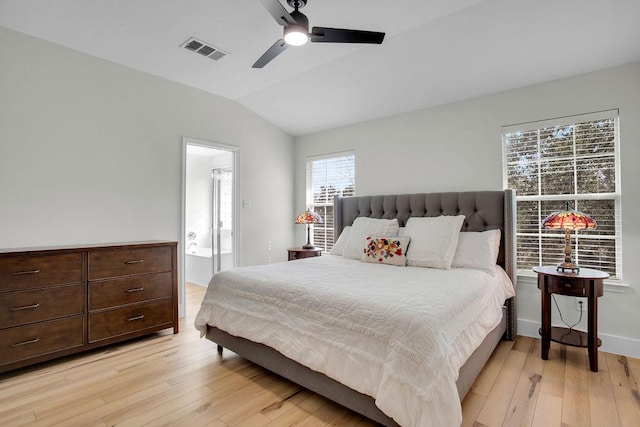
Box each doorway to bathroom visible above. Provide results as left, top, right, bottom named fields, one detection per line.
left=181, top=137, right=239, bottom=316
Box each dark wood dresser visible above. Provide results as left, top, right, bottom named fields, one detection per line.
left=0, top=241, right=178, bottom=373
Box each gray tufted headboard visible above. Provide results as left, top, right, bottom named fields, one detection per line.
left=334, top=189, right=517, bottom=339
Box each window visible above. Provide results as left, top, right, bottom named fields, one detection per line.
left=503, top=110, right=621, bottom=278
left=306, top=152, right=355, bottom=251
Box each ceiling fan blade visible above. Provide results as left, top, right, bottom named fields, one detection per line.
left=258, top=0, right=297, bottom=27
left=252, top=39, right=289, bottom=68
left=310, top=27, right=385, bottom=44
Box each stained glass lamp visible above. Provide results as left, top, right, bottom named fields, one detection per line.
left=295, top=210, right=323, bottom=249
left=541, top=203, right=596, bottom=272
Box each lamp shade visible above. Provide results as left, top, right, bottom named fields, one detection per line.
left=295, top=210, right=323, bottom=225
left=284, top=25, right=309, bottom=46
left=541, top=207, right=596, bottom=231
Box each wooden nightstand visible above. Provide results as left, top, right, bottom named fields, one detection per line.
left=287, top=247, right=322, bottom=261
left=534, top=265, right=608, bottom=372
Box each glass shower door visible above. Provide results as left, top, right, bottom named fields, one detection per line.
left=212, top=168, right=233, bottom=274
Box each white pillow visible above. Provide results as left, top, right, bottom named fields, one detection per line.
left=342, top=217, right=400, bottom=260
left=329, top=226, right=351, bottom=256
left=404, top=215, right=466, bottom=269
left=452, top=229, right=501, bottom=273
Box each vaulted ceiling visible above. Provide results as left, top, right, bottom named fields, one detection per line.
left=1, top=0, right=639, bottom=136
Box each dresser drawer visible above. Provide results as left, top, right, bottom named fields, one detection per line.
left=546, top=275, right=589, bottom=297
left=88, top=298, right=173, bottom=342
left=89, top=272, right=173, bottom=311
left=0, top=316, right=84, bottom=366
left=88, top=246, right=172, bottom=280
left=0, top=284, right=84, bottom=329
left=0, top=253, right=83, bottom=291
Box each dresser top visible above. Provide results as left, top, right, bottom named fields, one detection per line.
left=0, top=240, right=177, bottom=255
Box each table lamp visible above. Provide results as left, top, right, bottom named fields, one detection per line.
left=541, top=202, right=596, bottom=272
left=295, top=210, right=323, bottom=249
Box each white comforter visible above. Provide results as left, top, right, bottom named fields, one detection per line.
left=195, top=255, right=515, bottom=427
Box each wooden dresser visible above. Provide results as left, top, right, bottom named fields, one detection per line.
left=0, top=241, right=178, bottom=373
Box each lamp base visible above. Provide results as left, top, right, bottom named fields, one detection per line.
left=557, top=229, right=580, bottom=272
left=301, top=223, right=317, bottom=250
left=557, top=261, right=580, bottom=273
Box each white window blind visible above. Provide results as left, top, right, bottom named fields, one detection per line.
left=306, top=152, right=355, bottom=251
left=503, top=110, right=621, bottom=278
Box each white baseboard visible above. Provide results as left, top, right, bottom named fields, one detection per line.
left=518, top=319, right=640, bottom=359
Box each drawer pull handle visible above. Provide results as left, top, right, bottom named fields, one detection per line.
left=11, top=303, right=40, bottom=311
left=12, top=338, right=40, bottom=347
left=127, top=315, right=145, bottom=322
left=126, top=287, right=145, bottom=293
left=12, top=269, right=40, bottom=276
left=125, top=260, right=144, bottom=265
left=564, top=284, right=572, bottom=288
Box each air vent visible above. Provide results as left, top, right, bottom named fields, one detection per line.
left=180, top=37, right=228, bottom=61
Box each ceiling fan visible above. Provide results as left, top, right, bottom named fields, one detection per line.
left=253, top=0, right=385, bottom=68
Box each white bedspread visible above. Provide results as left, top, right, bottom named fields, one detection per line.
left=195, top=255, right=515, bottom=427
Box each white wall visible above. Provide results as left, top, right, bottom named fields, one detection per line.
left=295, top=62, right=640, bottom=357
left=0, top=26, right=295, bottom=269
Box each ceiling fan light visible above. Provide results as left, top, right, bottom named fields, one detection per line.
left=284, top=25, right=309, bottom=46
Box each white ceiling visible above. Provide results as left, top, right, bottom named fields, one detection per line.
left=1, top=0, right=639, bottom=136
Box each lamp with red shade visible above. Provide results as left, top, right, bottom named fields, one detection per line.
left=541, top=202, right=596, bottom=272
left=295, top=210, right=323, bottom=250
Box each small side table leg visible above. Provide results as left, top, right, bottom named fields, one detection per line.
left=588, top=294, right=598, bottom=372
left=540, top=280, right=551, bottom=360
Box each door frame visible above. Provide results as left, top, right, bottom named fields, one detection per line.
left=180, top=137, right=240, bottom=317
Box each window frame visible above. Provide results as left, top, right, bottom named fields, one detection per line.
left=305, top=151, right=355, bottom=252
left=502, top=110, right=622, bottom=280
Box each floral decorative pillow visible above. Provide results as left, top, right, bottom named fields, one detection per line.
left=361, top=236, right=411, bottom=266
left=342, top=217, right=400, bottom=259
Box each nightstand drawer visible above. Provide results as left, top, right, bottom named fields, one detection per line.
left=546, top=276, right=588, bottom=296
left=88, top=272, right=173, bottom=311
left=0, top=284, right=84, bottom=329
left=88, top=298, right=173, bottom=342
left=0, top=316, right=84, bottom=366
left=88, top=246, right=172, bottom=280
left=0, top=253, right=83, bottom=291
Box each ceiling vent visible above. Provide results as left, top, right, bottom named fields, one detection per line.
left=181, top=37, right=228, bottom=61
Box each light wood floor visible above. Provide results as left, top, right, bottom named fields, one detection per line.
left=1, top=284, right=639, bottom=426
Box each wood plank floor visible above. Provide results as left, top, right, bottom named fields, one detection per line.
left=1, top=284, right=639, bottom=426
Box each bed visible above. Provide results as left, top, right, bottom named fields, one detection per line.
left=195, top=190, right=517, bottom=426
